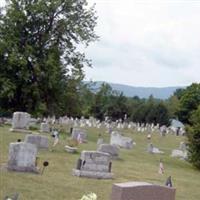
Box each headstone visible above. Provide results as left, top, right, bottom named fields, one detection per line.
left=97, top=138, right=104, bottom=146
left=72, top=151, right=113, bottom=179
left=71, top=128, right=87, bottom=143
left=147, top=143, right=154, bottom=153
left=171, top=149, right=187, bottom=159
left=110, top=132, right=135, bottom=149
left=40, top=123, right=50, bottom=133
left=147, top=143, right=164, bottom=154
left=160, top=125, right=167, bottom=136
left=179, top=142, right=187, bottom=151
left=97, top=144, right=119, bottom=159
left=111, top=182, right=176, bottom=200
left=10, top=112, right=31, bottom=133
left=24, top=134, right=49, bottom=149
left=65, top=145, right=77, bottom=153
left=7, top=142, right=38, bottom=172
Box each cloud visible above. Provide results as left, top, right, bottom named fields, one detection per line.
left=84, top=0, right=200, bottom=86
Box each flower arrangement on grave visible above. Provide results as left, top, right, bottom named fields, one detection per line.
left=66, top=138, right=78, bottom=147
left=79, top=193, right=97, bottom=200
left=65, top=138, right=78, bottom=153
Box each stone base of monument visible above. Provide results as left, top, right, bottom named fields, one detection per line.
left=65, top=145, right=78, bottom=153
left=72, top=151, right=113, bottom=179
left=7, top=165, right=39, bottom=173
left=9, top=128, right=32, bottom=134
left=72, top=169, right=113, bottom=179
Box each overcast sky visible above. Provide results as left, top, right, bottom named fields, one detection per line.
left=84, top=0, right=200, bottom=87
left=1, top=0, right=200, bottom=87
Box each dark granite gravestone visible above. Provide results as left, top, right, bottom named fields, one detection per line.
left=165, top=176, right=173, bottom=187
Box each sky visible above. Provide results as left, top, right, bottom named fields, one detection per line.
left=0, top=0, right=200, bottom=87
left=84, top=0, right=200, bottom=87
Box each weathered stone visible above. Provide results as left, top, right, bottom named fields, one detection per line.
left=171, top=149, right=187, bottom=159
left=11, top=112, right=30, bottom=130
left=147, top=143, right=164, bottom=154
left=179, top=142, right=187, bottom=151
left=25, top=134, right=49, bottom=149
left=97, top=144, right=119, bottom=159
left=111, top=182, right=176, bottom=200
left=40, top=123, right=50, bottom=133
left=71, top=128, right=87, bottom=142
left=72, top=169, right=113, bottom=179
left=72, top=151, right=113, bottom=179
left=97, top=138, right=104, bottom=146
left=65, top=145, right=77, bottom=153
left=7, top=142, right=38, bottom=172
left=110, top=132, right=135, bottom=149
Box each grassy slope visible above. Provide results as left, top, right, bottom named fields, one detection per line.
left=0, top=125, right=200, bottom=200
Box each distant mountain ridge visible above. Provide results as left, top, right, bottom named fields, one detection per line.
left=87, top=81, right=185, bottom=99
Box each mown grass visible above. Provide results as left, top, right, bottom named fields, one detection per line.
left=0, top=125, right=200, bottom=200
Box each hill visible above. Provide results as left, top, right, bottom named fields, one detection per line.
left=87, top=81, right=185, bottom=99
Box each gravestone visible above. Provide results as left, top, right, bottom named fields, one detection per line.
left=97, top=144, right=119, bottom=159
left=71, top=128, right=87, bottom=142
left=7, top=142, right=38, bottom=172
left=110, top=132, right=135, bottom=149
left=10, top=112, right=31, bottom=133
left=171, top=149, right=187, bottom=159
left=72, top=151, right=113, bottom=179
left=111, top=182, right=176, bottom=200
left=97, top=138, right=104, bottom=146
left=179, top=142, right=187, bottom=151
left=40, top=123, right=50, bottom=133
left=24, top=134, right=49, bottom=149
left=147, top=143, right=164, bottom=154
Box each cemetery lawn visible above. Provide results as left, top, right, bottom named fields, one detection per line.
left=0, top=125, right=200, bottom=200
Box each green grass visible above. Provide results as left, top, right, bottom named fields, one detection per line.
left=0, top=125, right=200, bottom=200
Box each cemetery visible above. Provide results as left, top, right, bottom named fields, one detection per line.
left=0, top=0, right=200, bottom=200
left=0, top=116, right=200, bottom=200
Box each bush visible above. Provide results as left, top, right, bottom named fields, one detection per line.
left=187, top=106, right=200, bottom=169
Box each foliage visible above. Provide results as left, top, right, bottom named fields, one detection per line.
left=130, top=96, right=170, bottom=125
left=91, top=83, right=114, bottom=120
left=177, top=83, right=200, bottom=124
left=80, top=193, right=97, bottom=200
left=0, top=0, right=98, bottom=116
left=165, top=95, right=180, bottom=118
left=66, top=138, right=78, bottom=147
left=187, top=105, right=200, bottom=169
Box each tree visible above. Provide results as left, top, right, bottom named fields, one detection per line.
left=177, top=83, right=200, bottom=124
left=0, top=0, right=98, bottom=116
left=165, top=95, right=179, bottom=118
left=91, top=83, right=113, bottom=120
left=187, top=105, right=200, bottom=169
left=107, top=92, right=128, bottom=121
